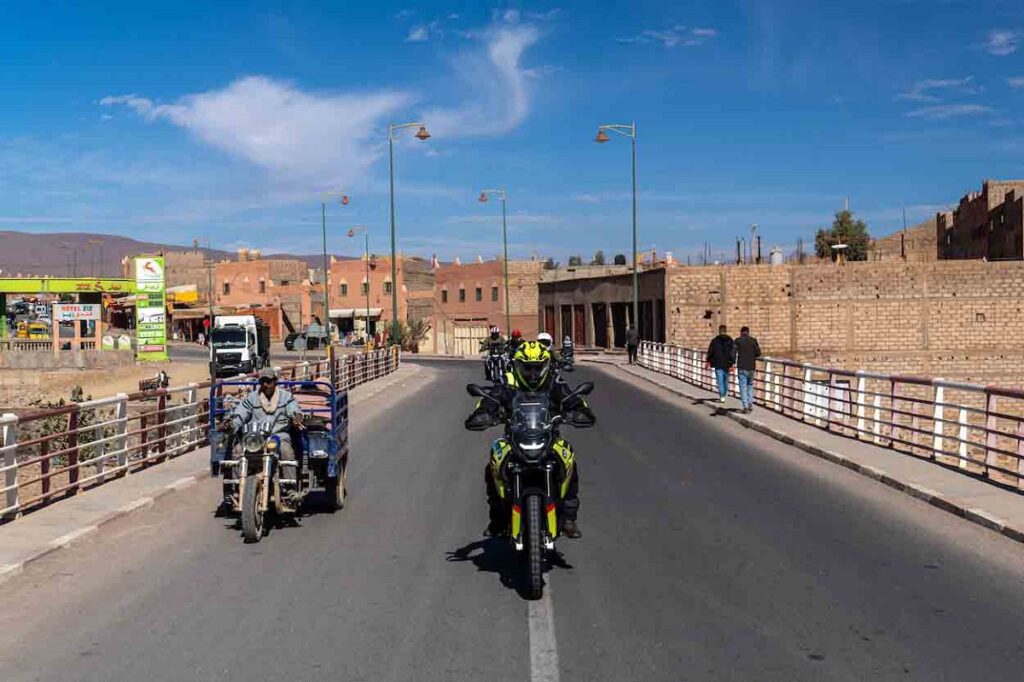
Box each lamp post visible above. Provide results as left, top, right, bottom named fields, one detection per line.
left=595, top=121, right=638, bottom=330
left=347, top=226, right=372, bottom=349
left=320, top=191, right=350, bottom=345
left=478, top=188, right=511, bottom=335
left=387, top=121, right=430, bottom=345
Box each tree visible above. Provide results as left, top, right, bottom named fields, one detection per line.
left=567, top=255, right=583, bottom=267
left=613, top=253, right=627, bottom=265
left=395, top=319, right=431, bottom=353
left=590, top=250, right=606, bottom=266
left=814, top=209, right=870, bottom=261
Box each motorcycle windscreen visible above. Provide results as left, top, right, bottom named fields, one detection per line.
left=510, top=395, right=552, bottom=461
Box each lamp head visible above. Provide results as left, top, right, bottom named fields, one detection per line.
left=478, top=192, right=489, bottom=203
left=414, top=125, right=431, bottom=141
left=595, top=129, right=610, bottom=144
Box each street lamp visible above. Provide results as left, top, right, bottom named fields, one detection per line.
left=347, top=226, right=372, bottom=349
left=387, top=121, right=430, bottom=345
left=321, top=190, right=350, bottom=345
left=595, top=121, right=638, bottom=331
left=478, top=188, right=511, bottom=335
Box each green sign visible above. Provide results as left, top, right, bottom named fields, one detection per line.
left=134, top=257, right=168, bottom=361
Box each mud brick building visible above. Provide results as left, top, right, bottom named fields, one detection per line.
left=937, top=180, right=1024, bottom=261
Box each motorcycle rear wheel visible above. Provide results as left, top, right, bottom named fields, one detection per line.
left=525, top=494, right=544, bottom=599
left=241, top=474, right=265, bottom=543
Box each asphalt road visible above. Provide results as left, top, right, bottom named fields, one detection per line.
left=168, top=342, right=321, bottom=363
left=3, top=359, right=1024, bottom=682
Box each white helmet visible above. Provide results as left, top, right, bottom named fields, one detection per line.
left=537, top=332, right=553, bottom=349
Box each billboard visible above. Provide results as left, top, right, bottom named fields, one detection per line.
left=134, top=257, right=168, bottom=361
left=52, top=303, right=101, bottom=322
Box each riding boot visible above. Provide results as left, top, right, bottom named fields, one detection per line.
left=484, top=465, right=508, bottom=537
left=561, top=464, right=581, bottom=538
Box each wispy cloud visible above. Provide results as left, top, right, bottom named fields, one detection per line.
left=101, top=77, right=411, bottom=188
left=447, top=213, right=564, bottom=225
left=617, top=25, right=717, bottom=48
left=897, top=76, right=980, bottom=102
left=985, top=29, right=1020, bottom=56
left=406, top=26, right=430, bottom=42
left=422, top=13, right=544, bottom=136
left=905, top=103, right=991, bottom=119
left=1009, top=77, right=1024, bottom=89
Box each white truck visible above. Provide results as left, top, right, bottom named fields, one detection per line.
left=210, top=315, right=271, bottom=377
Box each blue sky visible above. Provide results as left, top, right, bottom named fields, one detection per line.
left=2, top=0, right=1023, bottom=262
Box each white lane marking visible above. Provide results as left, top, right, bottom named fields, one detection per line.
left=529, top=582, right=560, bottom=682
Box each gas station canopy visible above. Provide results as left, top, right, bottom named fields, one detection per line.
left=0, top=277, right=136, bottom=295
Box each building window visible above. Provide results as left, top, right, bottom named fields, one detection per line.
left=258, top=280, right=266, bottom=294
left=222, top=282, right=230, bottom=295
left=441, top=290, right=448, bottom=303
left=384, top=281, right=393, bottom=295
left=280, top=280, right=290, bottom=286
left=475, top=287, right=482, bottom=302
left=459, top=288, right=466, bottom=303
left=340, top=283, right=348, bottom=296
left=361, top=282, right=369, bottom=296
left=491, top=286, right=499, bottom=302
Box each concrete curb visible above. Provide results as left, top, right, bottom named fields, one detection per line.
left=605, top=363, right=1024, bottom=547
left=0, top=470, right=208, bottom=587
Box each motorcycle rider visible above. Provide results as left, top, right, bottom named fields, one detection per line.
left=218, top=368, right=304, bottom=466
left=466, top=341, right=595, bottom=539
left=484, top=326, right=506, bottom=383
left=537, top=331, right=553, bottom=350
left=506, top=329, right=524, bottom=355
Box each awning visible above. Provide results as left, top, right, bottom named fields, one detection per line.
left=170, top=308, right=209, bottom=320
left=330, top=308, right=383, bottom=318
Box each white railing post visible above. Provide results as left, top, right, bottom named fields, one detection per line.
left=1, top=412, right=19, bottom=519
left=872, top=395, right=883, bottom=444
left=932, top=384, right=945, bottom=457
left=114, top=394, right=129, bottom=470
left=802, top=367, right=814, bottom=425
left=957, top=407, right=969, bottom=469
left=855, top=374, right=867, bottom=440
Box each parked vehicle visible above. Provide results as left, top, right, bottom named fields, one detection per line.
left=210, top=315, right=270, bottom=377
left=210, top=379, right=349, bottom=543
left=465, top=380, right=594, bottom=598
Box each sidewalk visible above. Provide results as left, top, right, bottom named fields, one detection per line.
left=585, top=356, right=1024, bottom=545
left=0, top=363, right=426, bottom=586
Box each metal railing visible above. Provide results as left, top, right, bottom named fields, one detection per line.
left=638, top=341, right=1024, bottom=492
left=0, top=347, right=400, bottom=520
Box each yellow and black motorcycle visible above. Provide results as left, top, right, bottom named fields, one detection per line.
left=467, top=381, right=593, bottom=599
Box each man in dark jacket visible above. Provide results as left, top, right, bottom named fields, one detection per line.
left=625, top=325, right=639, bottom=364
left=706, top=325, right=735, bottom=404
left=734, top=326, right=761, bottom=413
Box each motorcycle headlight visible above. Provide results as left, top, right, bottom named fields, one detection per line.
left=242, top=433, right=265, bottom=454
left=514, top=434, right=551, bottom=461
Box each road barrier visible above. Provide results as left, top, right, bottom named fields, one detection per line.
left=0, top=347, right=400, bottom=520
left=638, top=341, right=1024, bottom=491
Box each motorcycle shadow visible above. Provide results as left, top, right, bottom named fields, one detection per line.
left=446, top=538, right=574, bottom=600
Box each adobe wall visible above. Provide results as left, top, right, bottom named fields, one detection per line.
left=666, top=260, right=1024, bottom=384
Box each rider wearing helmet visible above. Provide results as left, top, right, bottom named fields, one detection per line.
left=466, top=340, right=595, bottom=538
left=485, top=325, right=505, bottom=354
left=536, top=332, right=553, bottom=349
left=506, top=329, right=523, bottom=356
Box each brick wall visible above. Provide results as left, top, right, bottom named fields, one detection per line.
left=665, top=260, right=1024, bottom=383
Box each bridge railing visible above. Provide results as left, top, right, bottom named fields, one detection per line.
left=0, top=347, right=400, bottom=520
left=637, top=341, right=1024, bottom=492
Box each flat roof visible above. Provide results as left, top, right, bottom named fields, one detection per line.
left=0, top=277, right=136, bottom=294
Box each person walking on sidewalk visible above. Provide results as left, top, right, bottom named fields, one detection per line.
left=706, top=325, right=735, bottom=404
left=626, top=325, right=639, bottom=364
left=734, top=326, right=761, bottom=413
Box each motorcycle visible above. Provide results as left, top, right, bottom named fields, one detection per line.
left=484, top=350, right=507, bottom=384
left=466, top=380, right=594, bottom=599
left=211, top=379, right=349, bottom=543
left=560, top=337, right=575, bottom=372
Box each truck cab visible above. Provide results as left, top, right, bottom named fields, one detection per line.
left=210, top=315, right=271, bottom=377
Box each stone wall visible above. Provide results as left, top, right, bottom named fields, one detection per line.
left=665, top=260, right=1024, bottom=383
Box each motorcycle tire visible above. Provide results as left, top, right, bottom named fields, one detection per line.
left=525, top=494, right=544, bottom=599
left=325, top=469, right=346, bottom=512
left=241, top=474, right=265, bottom=543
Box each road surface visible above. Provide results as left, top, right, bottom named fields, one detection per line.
left=2, top=359, right=1023, bottom=682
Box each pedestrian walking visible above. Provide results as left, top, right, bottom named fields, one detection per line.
left=626, top=325, right=639, bottom=364
left=706, top=324, right=735, bottom=404
left=734, top=326, right=761, bottom=413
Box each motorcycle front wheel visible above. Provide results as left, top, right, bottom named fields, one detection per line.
left=525, top=494, right=544, bottom=599
left=241, top=474, right=265, bottom=543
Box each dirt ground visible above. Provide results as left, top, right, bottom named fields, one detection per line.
left=0, top=360, right=211, bottom=408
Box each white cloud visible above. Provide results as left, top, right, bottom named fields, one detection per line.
left=406, top=26, right=429, bottom=42
left=447, top=213, right=564, bottom=225
left=1009, top=77, right=1024, bottom=89
left=617, top=25, right=718, bottom=48
left=905, top=103, right=991, bottom=119
left=897, top=77, right=980, bottom=102
left=102, top=77, right=411, bottom=187
left=422, top=15, right=542, bottom=136
left=986, top=29, right=1020, bottom=56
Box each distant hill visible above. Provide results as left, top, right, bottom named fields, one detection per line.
left=0, top=231, right=355, bottom=278
left=870, top=218, right=937, bottom=262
